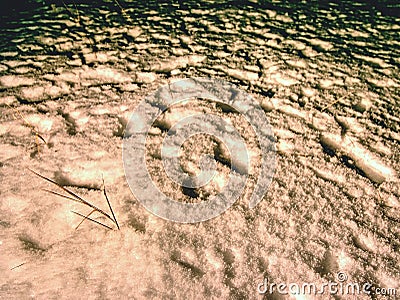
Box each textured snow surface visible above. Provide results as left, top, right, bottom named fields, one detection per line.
left=1, top=0, right=399, bottom=299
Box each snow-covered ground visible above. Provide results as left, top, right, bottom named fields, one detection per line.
left=0, top=0, right=399, bottom=299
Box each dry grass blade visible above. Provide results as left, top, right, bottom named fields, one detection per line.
left=61, top=0, right=96, bottom=54
left=62, top=0, right=79, bottom=23
left=102, top=177, right=120, bottom=230
left=321, top=95, right=346, bottom=112
left=114, top=0, right=133, bottom=24
left=29, top=168, right=115, bottom=224
left=30, top=168, right=86, bottom=202
left=6, top=104, right=46, bottom=154
left=10, top=262, right=26, bottom=270
left=42, top=188, right=83, bottom=204
left=75, top=209, right=96, bottom=230
left=113, top=0, right=124, bottom=12
left=71, top=211, right=113, bottom=230
left=72, top=1, right=80, bottom=23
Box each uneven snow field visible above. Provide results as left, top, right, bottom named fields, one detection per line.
left=1, top=0, right=400, bottom=299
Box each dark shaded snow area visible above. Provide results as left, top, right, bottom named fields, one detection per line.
left=0, top=0, right=399, bottom=299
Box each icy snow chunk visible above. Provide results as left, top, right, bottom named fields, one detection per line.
left=187, top=55, right=207, bottom=65
left=25, top=114, right=54, bottom=132
left=154, top=107, right=199, bottom=131
left=334, top=116, right=364, bottom=134
left=0, top=95, right=17, bottom=105
left=271, top=72, right=298, bottom=86
left=284, top=39, right=306, bottom=50
left=367, top=77, right=398, bottom=88
left=179, top=35, right=193, bottom=45
left=0, top=64, right=8, bottom=72
left=19, top=84, right=69, bottom=102
left=81, top=67, right=132, bottom=85
left=353, top=98, right=372, bottom=113
left=224, top=68, right=259, bottom=83
left=320, top=133, right=396, bottom=184
left=318, top=79, right=335, bottom=90
left=260, top=98, right=275, bottom=112
left=285, top=58, right=309, bottom=69
left=301, top=46, right=320, bottom=58
left=214, top=139, right=250, bottom=175
left=300, top=87, right=316, bottom=98
left=274, top=129, right=296, bottom=140
left=311, top=167, right=346, bottom=185
left=126, top=26, right=143, bottom=38
left=83, top=52, right=110, bottom=64
left=276, top=140, right=295, bottom=155
left=133, top=72, right=157, bottom=84
left=308, top=112, right=334, bottom=132
left=275, top=14, right=293, bottom=23
left=20, top=86, right=43, bottom=102
left=55, top=160, right=124, bottom=189
left=56, top=71, right=80, bottom=84
left=353, top=54, right=390, bottom=68
left=149, top=55, right=206, bottom=73
left=353, top=232, right=378, bottom=253
left=308, top=38, right=334, bottom=51
left=278, top=105, right=307, bottom=120
left=381, top=194, right=399, bottom=208
left=0, top=75, right=35, bottom=88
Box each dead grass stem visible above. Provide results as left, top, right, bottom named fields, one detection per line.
left=28, top=168, right=120, bottom=231
left=6, top=104, right=46, bottom=155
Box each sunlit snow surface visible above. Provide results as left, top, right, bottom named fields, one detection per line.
left=0, top=0, right=399, bottom=299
